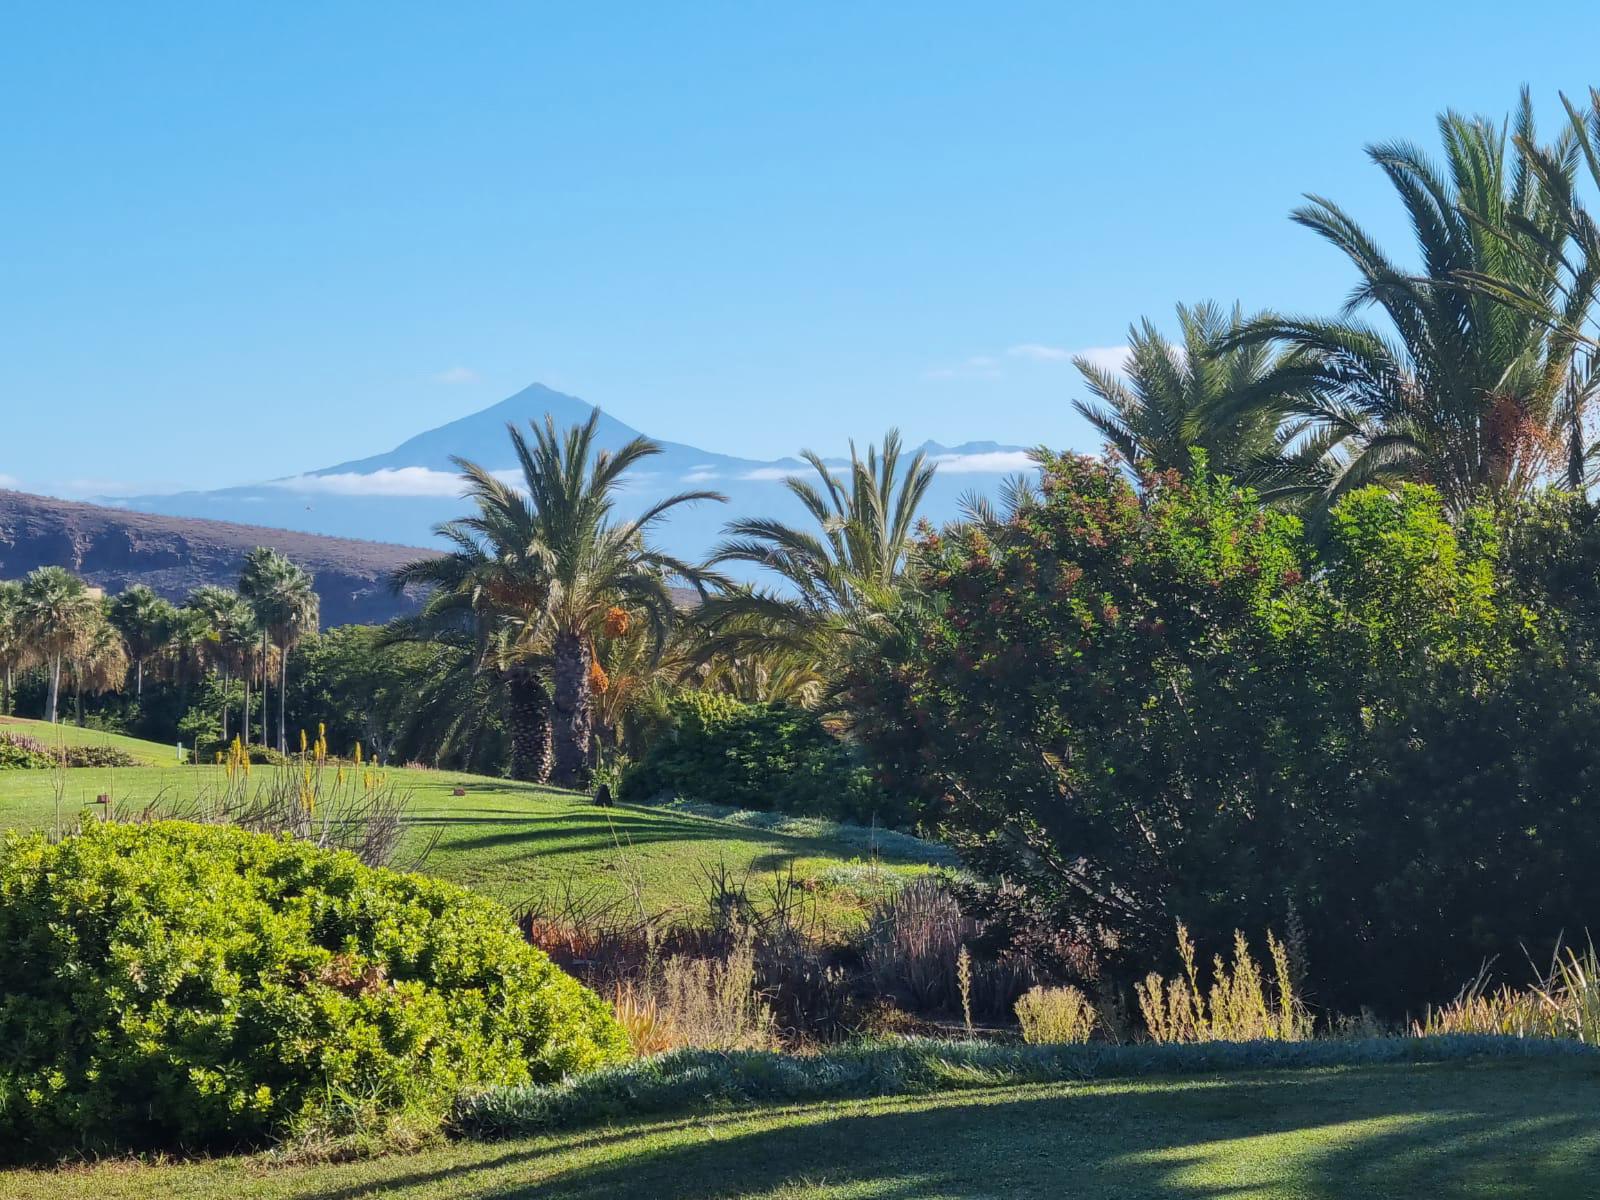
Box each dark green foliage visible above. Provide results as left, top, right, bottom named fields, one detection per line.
left=619, top=692, right=893, bottom=823
left=0, top=822, right=628, bottom=1161
left=847, top=455, right=1600, bottom=1014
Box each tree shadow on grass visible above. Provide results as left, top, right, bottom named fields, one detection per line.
left=293, top=1064, right=1600, bottom=1200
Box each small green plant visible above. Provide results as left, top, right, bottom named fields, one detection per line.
left=1135, top=922, right=1312, bottom=1043
left=657, top=926, right=775, bottom=1051
left=1015, top=985, right=1099, bottom=1044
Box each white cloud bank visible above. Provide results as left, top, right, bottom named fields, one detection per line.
left=432, top=366, right=480, bottom=385
left=930, top=450, right=1036, bottom=473
left=926, top=344, right=1131, bottom=381
left=0, top=474, right=20, bottom=490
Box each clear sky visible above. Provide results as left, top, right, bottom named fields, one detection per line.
left=2, top=2, right=1594, bottom=497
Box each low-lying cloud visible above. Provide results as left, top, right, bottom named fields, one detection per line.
left=266, top=468, right=470, bottom=497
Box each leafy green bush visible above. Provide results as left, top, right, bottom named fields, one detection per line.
left=0, top=822, right=628, bottom=1161
left=0, top=735, right=136, bottom=769
left=59, top=744, right=139, bottom=768
left=619, top=693, right=894, bottom=822
left=0, top=733, right=54, bottom=769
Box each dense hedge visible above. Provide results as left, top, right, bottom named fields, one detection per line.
left=619, top=693, right=897, bottom=823
left=0, top=822, right=628, bottom=1160
left=0, top=733, right=139, bottom=769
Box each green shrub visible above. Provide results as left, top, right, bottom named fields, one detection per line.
left=0, top=735, right=138, bottom=769
left=0, top=822, right=628, bottom=1161
left=0, top=733, right=53, bottom=769
left=619, top=693, right=895, bottom=823
left=59, top=744, right=139, bottom=768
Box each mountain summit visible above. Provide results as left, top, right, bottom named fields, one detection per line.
left=120, top=384, right=1035, bottom=562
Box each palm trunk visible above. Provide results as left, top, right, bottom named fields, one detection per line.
left=278, top=644, right=288, bottom=755
left=74, top=673, right=83, bottom=726
left=136, top=659, right=144, bottom=698
left=260, top=631, right=270, bottom=748
left=46, top=654, right=61, bottom=724
left=242, top=659, right=252, bottom=746
left=506, top=666, right=553, bottom=783
left=3, top=664, right=11, bottom=716
left=550, top=631, right=592, bottom=788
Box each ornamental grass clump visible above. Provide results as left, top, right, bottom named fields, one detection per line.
left=1417, top=944, right=1600, bottom=1043
left=1014, top=985, right=1099, bottom=1044
left=1135, top=922, right=1311, bottom=1043
left=0, top=822, right=628, bottom=1162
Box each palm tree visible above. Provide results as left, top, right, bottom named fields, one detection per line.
left=1072, top=301, right=1311, bottom=488
left=698, top=430, right=935, bottom=672
left=408, top=411, right=724, bottom=787
left=240, top=548, right=319, bottom=753
left=108, top=585, right=177, bottom=698
left=69, top=604, right=129, bottom=726
left=20, top=567, right=99, bottom=723
left=0, top=581, right=28, bottom=716
left=1230, top=93, right=1588, bottom=517
left=185, top=586, right=256, bottom=744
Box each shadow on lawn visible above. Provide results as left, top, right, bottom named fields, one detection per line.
left=296, top=1065, right=1600, bottom=1200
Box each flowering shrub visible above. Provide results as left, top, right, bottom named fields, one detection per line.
left=0, top=822, right=628, bottom=1160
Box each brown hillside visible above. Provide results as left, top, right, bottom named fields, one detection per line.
left=0, top=490, right=431, bottom=627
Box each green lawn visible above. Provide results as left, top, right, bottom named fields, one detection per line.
left=0, top=757, right=939, bottom=920
left=9, top=1059, right=1599, bottom=1198
left=0, top=716, right=181, bottom=766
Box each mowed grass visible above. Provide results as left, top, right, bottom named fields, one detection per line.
left=9, top=1059, right=1600, bottom=1199
left=0, top=756, right=939, bottom=920
left=0, top=716, right=178, bottom=766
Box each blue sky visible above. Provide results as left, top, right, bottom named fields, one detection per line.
left=1, top=2, right=1593, bottom=497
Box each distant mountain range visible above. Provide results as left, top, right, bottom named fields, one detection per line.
left=0, top=490, right=425, bottom=626
left=114, top=384, right=1037, bottom=565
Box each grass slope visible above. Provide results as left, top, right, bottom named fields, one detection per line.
left=9, top=1058, right=1600, bottom=1198
left=0, top=763, right=939, bottom=918
left=0, top=717, right=177, bottom=766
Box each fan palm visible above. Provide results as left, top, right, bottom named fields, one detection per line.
left=68, top=604, right=129, bottom=726
left=109, top=585, right=177, bottom=697
left=185, top=586, right=258, bottom=745
left=239, top=548, right=320, bottom=753
left=1072, top=301, right=1312, bottom=488
left=699, top=430, right=935, bottom=674
left=20, top=567, right=99, bottom=723
left=403, top=411, right=724, bottom=787
left=1230, top=93, right=1586, bottom=517
left=0, top=581, right=28, bottom=716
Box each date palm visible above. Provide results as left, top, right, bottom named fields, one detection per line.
left=1072, top=301, right=1311, bottom=489
left=699, top=430, right=934, bottom=673
left=1230, top=93, right=1586, bottom=517
left=409, top=411, right=724, bottom=787
left=20, top=567, right=99, bottom=723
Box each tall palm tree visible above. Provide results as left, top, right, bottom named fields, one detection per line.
left=20, top=567, right=99, bottom=723
left=0, top=581, right=28, bottom=716
left=1072, top=301, right=1311, bottom=488
left=69, top=603, right=129, bottom=726
left=1230, top=93, right=1587, bottom=517
left=108, top=585, right=177, bottom=698
left=392, top=533, right=555, bottom=781
left=185, top=585, right=256, bottom=744
left=408, top=411, right=724, bottom=787
left=239, top=548, right=319, bottom=753
left=699, top=430, right=935, bottom=671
